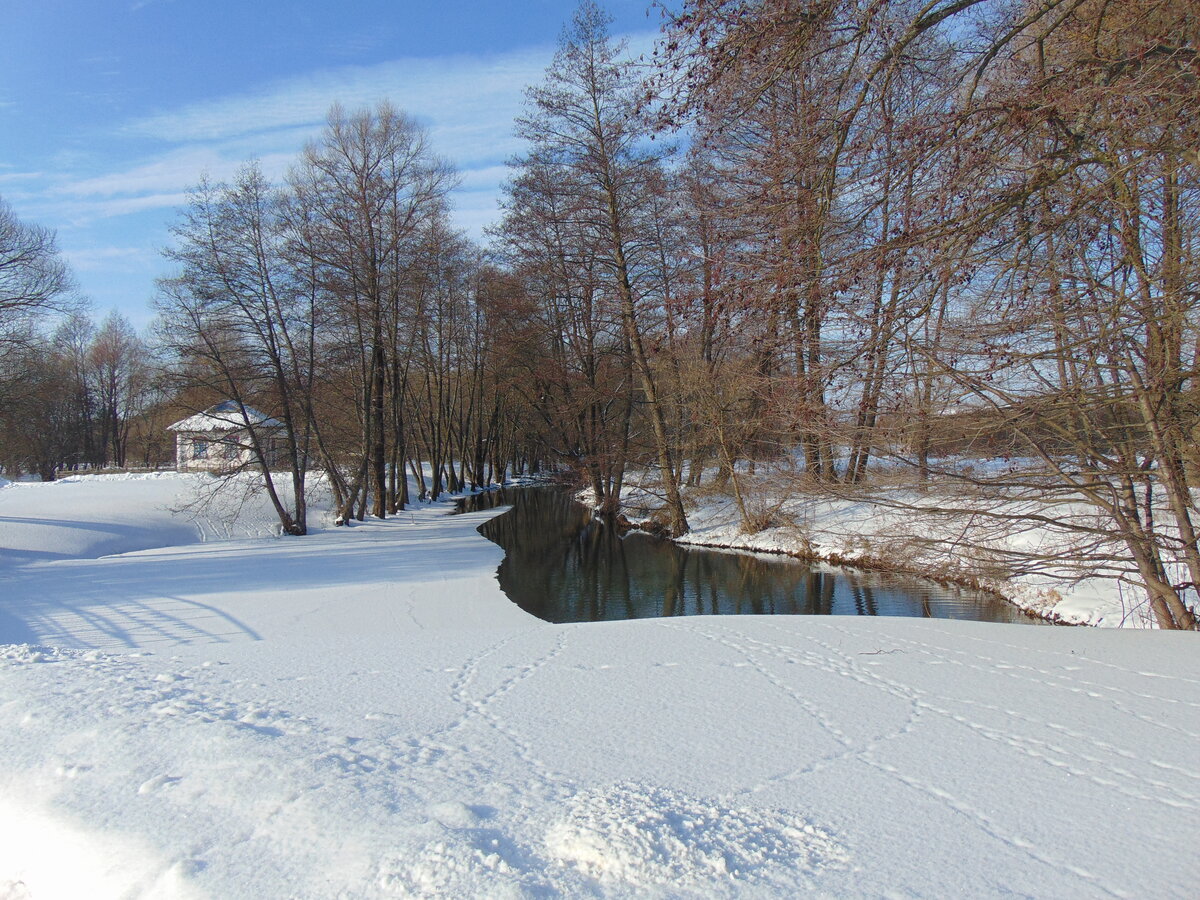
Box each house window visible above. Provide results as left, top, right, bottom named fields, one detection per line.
left=192, top=439, right=208, bottom=459
left=222, top=440, right=239, bottom=460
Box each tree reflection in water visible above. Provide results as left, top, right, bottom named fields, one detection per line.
left=459, top=487, right=1040, bottom=625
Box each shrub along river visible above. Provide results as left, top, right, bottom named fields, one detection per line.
left=457, top=486, right=1043, bottom=625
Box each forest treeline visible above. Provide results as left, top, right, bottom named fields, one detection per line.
left=1, top=0, right=1196, bottom=627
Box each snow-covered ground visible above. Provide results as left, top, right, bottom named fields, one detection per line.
left=1, top=473, right=1197, bottom=898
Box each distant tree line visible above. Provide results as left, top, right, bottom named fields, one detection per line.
left=0, top=198, right=168, bottom=479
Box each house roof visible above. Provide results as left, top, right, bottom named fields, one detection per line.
left=167, top=400, right=283, bottom=433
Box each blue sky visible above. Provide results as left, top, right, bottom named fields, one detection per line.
left=0, top=1, right=659, bottom=328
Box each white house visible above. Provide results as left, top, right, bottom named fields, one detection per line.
left=168, top=401, right=285, bottom=473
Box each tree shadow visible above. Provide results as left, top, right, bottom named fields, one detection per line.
left=0, top=515, right=503, bottom=650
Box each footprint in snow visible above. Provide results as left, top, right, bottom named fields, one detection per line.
left=428, top=800, right=485, bottom=828
left=137, top=774, right=182, bottom=794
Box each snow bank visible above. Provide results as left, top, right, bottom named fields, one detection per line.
left=608, top=478, right=1160, bottom=628
left=1, top=477, right=1197, bottom=898
left=0, top=471, right=303, bottom=567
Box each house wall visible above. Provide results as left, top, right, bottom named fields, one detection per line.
left=175, top=430, right=283, bottom=473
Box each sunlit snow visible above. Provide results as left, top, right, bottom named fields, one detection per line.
left=1, top=474, right=1196, bottom=898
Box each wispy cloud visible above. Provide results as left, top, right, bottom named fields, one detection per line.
left=56, top=148, right=295, bottom=199
left=452, top=189, right=507, bottom=240
left=457, top=165, right=511, bottom=193
left=121, top=48, right=552, bottom=167
left=65, top=48, right=550, bottom=237
left=122, top=33, right=657, bottom=167
left=33, top=192, right=191, bottom=228
left=10, top=28, right=659, bottom=319
left=103, top=33, right=655, bottom=238
left=66, top=245, right=157, bottom=272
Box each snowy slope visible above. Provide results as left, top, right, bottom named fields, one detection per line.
left=0, top=472, right=305, bottom=568
left=0, top=474, right=202, bottom=565
left=1, top=477, right=1197, bottom=898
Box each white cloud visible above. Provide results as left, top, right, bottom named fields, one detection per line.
left=65, top=245, right=156, bottom=272
left=122, top=50, right=547, bottom=159
left=24, top=192, right=191, bottom=229
left=75, top=192, right=192, bottom=223
left=56, top=148, right=295, bottom=199
left=121, top=33, right=657, bottom=168
left=12, top=31, right=660, bottom=320
left=456, top=164, right=511, bottom=193
left=451, top=203, right=505, bottom=242
left=100, top=33, right=655, bottom=237
left=62, top=49, right=546, bottom=237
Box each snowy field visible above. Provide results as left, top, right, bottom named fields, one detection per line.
left=1, top=474, right=1197, bottom=898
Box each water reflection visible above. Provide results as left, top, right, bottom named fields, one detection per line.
left=459, top=486, right=1040, bottom=625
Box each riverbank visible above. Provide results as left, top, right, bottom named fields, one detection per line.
left=604, top=477, right=1148, bottom=628
left=2, top=473, right=1197, bottom=897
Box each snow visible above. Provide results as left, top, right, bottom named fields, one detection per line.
left=166, top=401, right=282, bottom=433
left=609, top=477, right=1167, bottom=628
left=2, top=474, right=1198, bottom=898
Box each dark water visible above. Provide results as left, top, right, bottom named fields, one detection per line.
left=458, top=486, right=1042, bottom=625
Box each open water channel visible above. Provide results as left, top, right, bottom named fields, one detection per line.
left=457, top=485, right=1043, bottom=625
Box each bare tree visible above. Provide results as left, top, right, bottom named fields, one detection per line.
left=0, top=345, right=77, bottom=480
left=51, top=312, right=99, bottom=469
left=650, top=0, right=1199, bottom=628
left=89, top=311, right=150, bottom=468
left=159, top=166, right=316, bottom=536
left=915, top=0, right=1200, bottom=629
left=288, top=102, right=455, bottom=521
left=517, top=1, right=689, bottom=535
left=496, top=152, right=636, bottom=512
left=0, top=197, right=74, bottom=337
